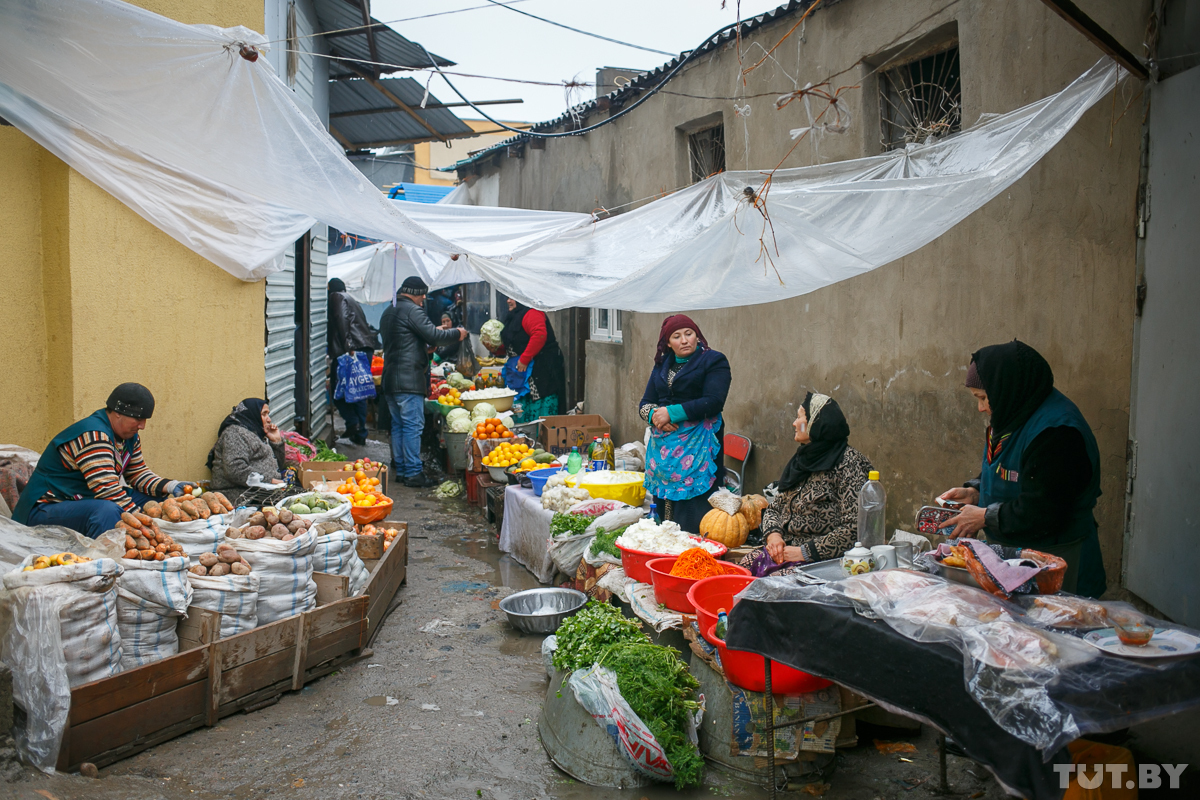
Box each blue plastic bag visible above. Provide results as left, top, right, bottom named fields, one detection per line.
left=334, top=352, right=376, bottom=403
left=502, top=356, right=534, bottom=400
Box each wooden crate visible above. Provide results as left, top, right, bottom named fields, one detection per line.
left=53, top=526, right=409, bottom=771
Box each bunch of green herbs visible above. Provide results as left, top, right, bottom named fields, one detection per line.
left=589, top=525, right=628, bottom=559
left=596, top=641, right=705, bottom=789
left=310, top=439, right=346, bottom=462
left=552, top=601, right=648, bottom=674
left=549, top=512, right=596, bottom=538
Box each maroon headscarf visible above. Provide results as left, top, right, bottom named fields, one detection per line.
left=655, top=314, right=709, bottom=366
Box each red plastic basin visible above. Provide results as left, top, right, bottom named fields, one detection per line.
left=617, top=537, right=728, bottom=585
left=647, top=556, right=752, bottom=614
left=705, top=623, right=831, bottom=694
left=688, top=573, right=756, bottom=639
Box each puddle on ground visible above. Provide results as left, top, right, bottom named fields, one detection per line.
left=363, top=695, right=399, bottom=707
left=443, top=532, right=543, bottom=592
left=498, top=636, right=545, bottom=657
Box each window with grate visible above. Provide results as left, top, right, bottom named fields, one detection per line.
left=688, top=125, right=726, bottom=183
left=879, top=47, right=961, bottom=151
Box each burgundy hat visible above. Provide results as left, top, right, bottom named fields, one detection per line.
left=655, top=314, right=708, bottom=366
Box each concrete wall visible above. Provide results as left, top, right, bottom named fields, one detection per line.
left=471, top=0, right=1148, bottom=587
left=0, top=0, right=265, bottom=479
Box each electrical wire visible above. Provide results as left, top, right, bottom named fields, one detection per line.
left=478, top=0, right=675, bottom=57
left=261, top=0, right=533, bottom=47
left=285, top=50, right=591, bottom=87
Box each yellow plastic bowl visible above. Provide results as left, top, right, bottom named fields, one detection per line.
left=566, top=471, right=646, bottom=507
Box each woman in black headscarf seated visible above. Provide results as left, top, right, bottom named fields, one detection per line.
left=937, top=340, right=1106, bottom=598
left=739, top=392, right=874, bottom=577
left=207, top=399, right=291, bottom=498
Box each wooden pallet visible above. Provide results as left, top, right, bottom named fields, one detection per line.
left=54, top=525, right=408, bottom=771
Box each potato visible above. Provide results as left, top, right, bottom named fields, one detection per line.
left=124, top=549, right=139, bottom=560
left=239, top=558, right=250, bottom=568
left=135, top=536, right=152, bottom=550
left=134, top=512, right=153, bottom=527
left=178, top=499, right=199, bottom=519
left=143, top=501, right=163, bottom=518
left=188, top=565, right=207, bottom=576
left=154, top=552, right=165, bottom=561
left=231, top=562, right=251, bottom=576
left=278, top=508, right=294, bottom=525
left=194, top=501, right=210, bottom=520
left=248, top=511, right=267, bottom=528
left=199, top=552, right=219, bottom=568
left=120, top=511, right=142, bottom=529
left=125, top=535, right=137, bottom=551
left=270, top=523, right=290, bottom=539
left=286, top=519, right=304, bottom=534
left=280, top=533, right=294, bottom=542
left=244, top=525, right=266, bottom=540
left=155, top=543, right=168, bottom=554
left=264, top=512, right=280, bottom=527
left=208, top=563, right=231, bottom=577
left=201, top=493, right=223, bottom=515
left=218, top=549, right=239, bottom=564
left=213, top=492, right=234, bottom=512
left=162, top=498, right=183, bottom=522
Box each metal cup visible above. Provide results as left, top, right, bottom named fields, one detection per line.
left=891, top=541, right=914, bottom=568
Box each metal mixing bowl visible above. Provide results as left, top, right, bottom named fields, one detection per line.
left=498, top=587, right=587, bottom=634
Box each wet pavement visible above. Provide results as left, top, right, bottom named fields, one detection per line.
left=2, top=431, right=1193, bottom=799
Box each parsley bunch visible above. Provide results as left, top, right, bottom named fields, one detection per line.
left=552, top=601, right=648, bottom=674
left=549, top=512, right=595, bottom=538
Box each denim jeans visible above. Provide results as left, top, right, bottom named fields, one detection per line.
left=334, top=397, right=368, bottom=439
left=26, top=488, right=156, bottom=539
left=385, top=392, right=426, bottom=477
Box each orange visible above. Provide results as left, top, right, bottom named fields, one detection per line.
left=368, top=477, right=380, bottom=486
left=355, top=470, right=366, bottom=481
left=489, top=432, right=499, bottom=439
left=353, top=490, right=366, bottom=501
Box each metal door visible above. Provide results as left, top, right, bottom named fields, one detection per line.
left=1124, top=64, right=1200, bottom=626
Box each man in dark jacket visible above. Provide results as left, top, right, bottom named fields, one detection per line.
left=380, top=276, right=466, bottom=487
left=327, top=278, right=380, bottom=445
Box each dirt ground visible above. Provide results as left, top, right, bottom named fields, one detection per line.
left=2, top=432, right=1196, bottom=800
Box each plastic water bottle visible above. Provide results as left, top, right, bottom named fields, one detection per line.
left=715, top=608, right=729, bottom=640
left=600, top=433, right=615, bottom=470
left=857, top=470, right=886, bottom=548
left=588, top=437, right=605, bottom=471
left=566, top=446, right=583, bottom=475
left=648, top=502, right=659, bottom=524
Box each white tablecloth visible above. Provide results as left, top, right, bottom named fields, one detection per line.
left=499, top=485, right=556, bottom=584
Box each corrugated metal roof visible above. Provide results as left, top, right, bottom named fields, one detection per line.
left=314, top=0, right=453, bottom=79
left=388, top=182, right=455, bottom=203
left=329, top=76, right=475, bottom=149
left=447, top=0, right=821, bottom=170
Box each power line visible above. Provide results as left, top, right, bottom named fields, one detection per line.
left=261, top=0, right=533, bottom=47
left=478, top=0, right=675, bottom=57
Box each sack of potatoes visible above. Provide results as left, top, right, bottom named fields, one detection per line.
left=188, top=544, right=252, bottom=577
left=224, top=507, right=312, bottom=542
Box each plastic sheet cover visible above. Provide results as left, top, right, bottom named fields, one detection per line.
left=737, top=571, right=1200, bottom=757
left=0, top=0, right=1119, bottom=309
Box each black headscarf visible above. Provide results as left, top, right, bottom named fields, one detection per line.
left=206, top=399, right=268, bottom=470
left=970, top=341, right=1054, bottom=437
left=500, top=301, right=528, bottom=351
left=777, top=392, right=851, bottom=492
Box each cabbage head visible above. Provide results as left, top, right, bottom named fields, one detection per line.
left=480, top=319, right=505, bottom=351
left=446, top=408, right=472, bottom=432
left=447, top=372, right=464, bottom=385
left=470, top=403, right=497, bottom=422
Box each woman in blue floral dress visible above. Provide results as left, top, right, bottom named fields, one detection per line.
left=639, top=315, right=731, bottom=534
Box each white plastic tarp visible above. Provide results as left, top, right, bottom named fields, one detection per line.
left=0, top=0, right=1121, bottom=310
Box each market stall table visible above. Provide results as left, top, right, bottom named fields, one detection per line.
left=498, top=485, right=555, bottom=584
left=726, top=580, right=1200, bottom=800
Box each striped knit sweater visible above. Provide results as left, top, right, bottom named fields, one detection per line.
left=38, top=431, right=170, bottom=512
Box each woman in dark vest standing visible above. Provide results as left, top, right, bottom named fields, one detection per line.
left=501, top=298, right=566, bottom=422
left=938, top=341, right=1106, bottom=597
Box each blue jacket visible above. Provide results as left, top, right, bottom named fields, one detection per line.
left=639, top=347, right=731, bottom=422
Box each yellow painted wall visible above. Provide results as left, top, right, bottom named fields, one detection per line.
left=413, top=119, right=531, bottom=186
left=0, top=0, right=265, bottom=479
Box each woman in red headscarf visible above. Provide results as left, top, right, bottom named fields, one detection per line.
left=638, top=315, right=732, bottom=533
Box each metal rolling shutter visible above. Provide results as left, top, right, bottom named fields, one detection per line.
left=264, top=249, right=298, bottom=431
left=308, top=228, right=331, bottom=438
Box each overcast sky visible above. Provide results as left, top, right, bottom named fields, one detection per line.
left=372, top=0, right=789, bottom=123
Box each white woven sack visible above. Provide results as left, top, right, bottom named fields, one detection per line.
left=154, top=513, right=230, bottom=564
left=231, top=528, right=317, bottom=625
left=313, top=529, right=369, bottom=596
left=279, top=492, right=352, bottom=525
left=187, top=572, right=260, bottom=638
left=115, top=556, right=193, bottom=668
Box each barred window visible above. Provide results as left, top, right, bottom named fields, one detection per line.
left=879, top=47, right=961, bottom=151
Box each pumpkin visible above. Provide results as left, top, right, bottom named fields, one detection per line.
left=700, top=508, right=749, bottom=548
left=739, top=494, right=770, bottom=529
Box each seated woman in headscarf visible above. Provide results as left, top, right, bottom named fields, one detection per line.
left=739, top=393, right=874, bottom=577
left=640, top=315, right=731, bottom=534
left=207, top=399, right=289, bottom=498
left=937, top=341, right=1106, bottom=598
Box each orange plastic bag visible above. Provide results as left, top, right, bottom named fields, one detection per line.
left=1063, top=739, right=1137, bottom=800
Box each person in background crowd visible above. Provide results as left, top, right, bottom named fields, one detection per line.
left=938, top=340, right=1106, bottom=597
left=207, top=399, right=294, bottom=499
left=738, top=393, right=874, bottom=576
left=12, top=383, right=188, bottom=538
left=434, top=312, right=463, bottom=365
left=380, top=276, right=467, bottom=487
left=501, top=298, right=566, bottom=421
left=327, top=277, right=379, bottom=445
left=639, top=315, right=731, bottom=534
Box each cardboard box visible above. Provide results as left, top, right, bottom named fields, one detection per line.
left=300, top=461, right=388, bottom=492
left=539, top=414, right=611, bottom=456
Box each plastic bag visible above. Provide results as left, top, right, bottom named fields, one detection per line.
left=313, top=526, right=369, bottom=596
left=568, top=664, right=674, bottom=783
left=456, top=347, right=481, bottom=379
left=334, top=351, right=376, bottom=403
left=188, top=571, right=260, bottom=638
left=230, top=528, right=317, bottom=625
left=707, top=488, right=742, bottom=515
left=614, top=441, right=646, bottom=472
left=116, top=556, right=193, bottom=668
left=547, top=532, right=594, bottom=577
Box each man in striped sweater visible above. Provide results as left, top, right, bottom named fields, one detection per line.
left=12, top=383, right=186, bottom=538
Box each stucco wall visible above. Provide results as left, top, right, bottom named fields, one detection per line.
left=473, top=0, right=1147, bottom=585
left=0, top=0, right=265, bottom=479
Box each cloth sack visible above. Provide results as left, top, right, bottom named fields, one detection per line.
left=188, top=572, right=260, bottom=638
left=116, top=556, right=193, bottom=669
left=231, top=528, right=317, bottom=625
left=279, top=493, right=353, bottom=526
left=154, top=513, right=230, bottom=565
left=334, top=351, right=376, bottom=403
left=1, top=556, right=123, bottom=770
left=313, top=524, right=369, bottom=596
